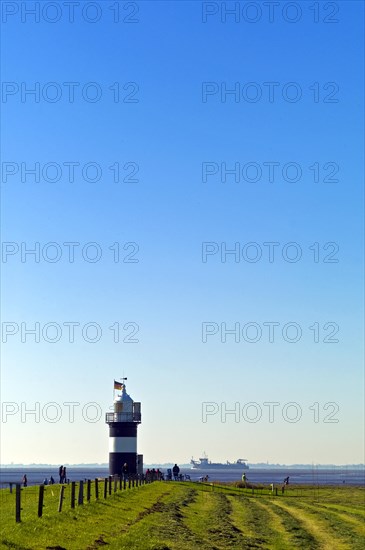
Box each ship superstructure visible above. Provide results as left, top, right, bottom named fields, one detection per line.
left=190, top=452, right=249, bottom=470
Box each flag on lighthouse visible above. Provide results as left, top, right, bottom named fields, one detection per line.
left=114, top=380, right=123, bottom=390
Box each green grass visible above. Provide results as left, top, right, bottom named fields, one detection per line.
left=0, top=482, right=364, bottom=549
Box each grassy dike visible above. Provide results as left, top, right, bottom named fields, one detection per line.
left=0, top=482, right=364, bottom=549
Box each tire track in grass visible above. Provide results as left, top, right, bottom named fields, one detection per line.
left=251, top=498, right=303, bottom=550
left=261, top=499, right=320, bottom=549
left=86, top=486, right=181, bottom=550
left=105, top=486, right=211, bottom=550
left=281, top=500, right=365, bottom=549
left=270, top=499, right=350, bottom=550
left=227, top=494, right=285, bottom=549
left=252, top=500, right=294, bottom=550
left=313, top=501, right=365, bottom=520
left=227, top=494, right=268, bottom=542
left=183, top=490, right=253, bottom=549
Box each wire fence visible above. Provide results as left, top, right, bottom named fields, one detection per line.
left=9, top=474, right=149, bottom=523
left=5, top=477, right=317, bottom=523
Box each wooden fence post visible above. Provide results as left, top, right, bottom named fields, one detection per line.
left=15, top=484, right=21, bottom=523
left=95, top=478, right=99, bottom=499
left=119, top=475, right=122, bottom=490
left=71, top=482, right=76, bottom=508
left=58, top=485, right=65, bottom=512
left=78, top=481, right=84, bottom=505
left=87, top=480, right=91, bottom=502
left=128, top=479, right=131, bottom=489
left=123, top=478, right=126, bottom=490
left=104, top=478, right=108, bottom=499
left=114, top=475, right=117, bottom=493
left=108, top=476, right=112, bottom=495
left=38, top=485, right=45, bottom=517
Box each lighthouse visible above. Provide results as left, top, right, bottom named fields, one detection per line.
left=105, top=380, right=142, bottom=476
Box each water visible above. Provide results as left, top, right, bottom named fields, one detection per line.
left=1, top=467, right=364, bottom=487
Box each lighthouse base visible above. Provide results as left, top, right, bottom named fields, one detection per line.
left=109, top=452, right=137, bottom=476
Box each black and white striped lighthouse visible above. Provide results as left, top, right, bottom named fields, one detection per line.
left=105, top=379, right=142, bottom=476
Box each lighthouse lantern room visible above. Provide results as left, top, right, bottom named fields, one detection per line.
left=105, top=380, right=142, bottom=476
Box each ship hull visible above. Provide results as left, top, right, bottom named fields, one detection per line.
left=191, top=464, right=249, bottom=470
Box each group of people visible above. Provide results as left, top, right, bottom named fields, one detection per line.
left=43, top=476, right=55, bottom=485
left=59, top=465, right=68, bottom=484
left=242, top=473, right=290, bottom=492
left=22, top=468, right=67, bottom=487
left=143, top=464, right=181, bottom=482
left=120, top=463, right=167, bottom=482
left=145, top=468, right=164, bottom=481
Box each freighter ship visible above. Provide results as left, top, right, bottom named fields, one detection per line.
left=190, top=453, right=249, bottom=470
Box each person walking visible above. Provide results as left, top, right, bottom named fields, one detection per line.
left=122, top=462, right=128, bottom=481
left=22, top=474, right=27, bottom=487
left=172, top=464, right=180, bottom=481
left=59, top=465, right=63, bottom=483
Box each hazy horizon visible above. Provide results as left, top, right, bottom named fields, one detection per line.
left=1, top=462, right=364, bottom=468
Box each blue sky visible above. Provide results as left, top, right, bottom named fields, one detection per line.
left=1, top=1, right=364, bottom=465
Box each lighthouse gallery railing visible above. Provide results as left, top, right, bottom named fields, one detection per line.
left=105, top=412, right=141, bottom=423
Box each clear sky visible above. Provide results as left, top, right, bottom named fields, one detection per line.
left=1, top=0, right=364, bottom=466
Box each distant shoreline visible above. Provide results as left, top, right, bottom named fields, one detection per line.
left=1, top=466, right=364, bottom=486
left=1, top=463, right=364, bottom=469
